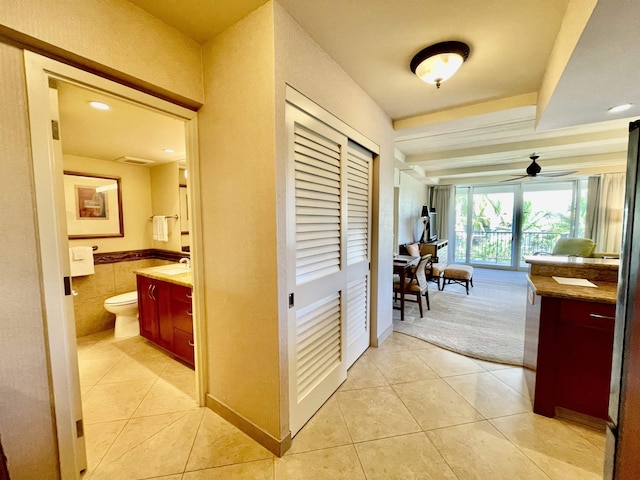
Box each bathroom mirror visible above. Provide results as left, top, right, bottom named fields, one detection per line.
left=179, top=167, right=190, bottom=252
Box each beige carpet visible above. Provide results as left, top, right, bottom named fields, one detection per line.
left=393, top=268, right=527, bottom=366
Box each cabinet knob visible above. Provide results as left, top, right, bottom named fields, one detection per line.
left=188, top=340, right=194, bottom=347
left=589, top=313, right=615, bottom=320
left=187, top=310, right=193, bottom=316
left=186, top=292, right=193, bottom=299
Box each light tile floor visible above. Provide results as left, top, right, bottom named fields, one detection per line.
left=78, top=330, right=606, bottom=479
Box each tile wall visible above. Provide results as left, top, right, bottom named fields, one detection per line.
left=72, top=258, right=174, bottom=337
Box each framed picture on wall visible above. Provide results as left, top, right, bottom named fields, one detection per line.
left=63, top=171, right=124, bottom=238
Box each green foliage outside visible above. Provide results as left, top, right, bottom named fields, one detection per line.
left=455, top=184, right=587, bottom=265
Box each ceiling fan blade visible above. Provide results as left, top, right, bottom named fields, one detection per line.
left=538, top=170, right=578, bottom=177
left=501, top=175, right=530, bottom=182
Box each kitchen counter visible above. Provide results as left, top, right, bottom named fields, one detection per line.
left=523, top=254, right=618, bottom=421
left=134, top=264, right=192, bottom=288
left=527, top=275, right=618, bottom=304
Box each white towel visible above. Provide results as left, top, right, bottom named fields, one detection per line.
left=69, top=246, right=95, bottom=277
left=152, top=216, right=168, bottom=242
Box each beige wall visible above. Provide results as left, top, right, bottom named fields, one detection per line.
left=397, top=172, right=429, bottom=246
left=199, top=3, right=282, bottom=439
left=0, top=41, right=59, bottom=480
left=0, top=1, right=203, bottom=477
left=0, top=0, right=203, bottom=107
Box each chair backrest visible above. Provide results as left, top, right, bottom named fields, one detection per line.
left=412, top=255, right=432, bottom=291
left=552, top=237, right=596, bottom=257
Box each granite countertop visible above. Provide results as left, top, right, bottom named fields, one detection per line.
left=135, top=264, right=192, bottom=288
left=524, top=255, right=619, bottom=270
left=527, top=274, right=618, bottom=304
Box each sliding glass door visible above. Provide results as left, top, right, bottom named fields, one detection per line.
left=455, top=180, right=587, bottom=269
left=455, top=185, right=516, bottom=266
left=519, top=182, right=575, bottom=266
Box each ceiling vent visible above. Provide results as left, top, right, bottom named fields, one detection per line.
left=116, top=156, right=155, bottom=166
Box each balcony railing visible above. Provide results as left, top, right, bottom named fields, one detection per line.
left=454, top=230, right=567, bottom=265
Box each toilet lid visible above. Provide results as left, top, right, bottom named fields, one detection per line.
left=105, top=291, right=138, bottom=306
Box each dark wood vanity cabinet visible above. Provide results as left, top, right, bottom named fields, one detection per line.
left=136, top=275, right=194, bottom=366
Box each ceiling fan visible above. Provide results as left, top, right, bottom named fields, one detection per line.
left=504, top=154, right=577, bottom=181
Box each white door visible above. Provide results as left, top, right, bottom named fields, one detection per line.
left=345, top=141, right=372, bottom=368
left=286, top=103, right=372, bottom=435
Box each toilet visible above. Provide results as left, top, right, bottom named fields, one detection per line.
left=104, top=291, right=139, bottom=338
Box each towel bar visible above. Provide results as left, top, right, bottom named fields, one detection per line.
left=149, top=215, right=179, bottom=220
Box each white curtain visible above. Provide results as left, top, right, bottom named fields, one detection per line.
left=584, top=176, right=600, bottom=240
left=432, top=185, right=455, bottom=262
left=593, top=173, right=626, bottom=253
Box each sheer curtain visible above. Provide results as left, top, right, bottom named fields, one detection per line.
left=586, top=173, right=626, bottom=253
left=431, top=185, right=455, bottom=262
left=585, top=176, right=600, bottom=240
left=594, top=173, right=626, bottom=253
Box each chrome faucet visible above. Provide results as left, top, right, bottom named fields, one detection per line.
left=179, top=257, right=191, bottom=269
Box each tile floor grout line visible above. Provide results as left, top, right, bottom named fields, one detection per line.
left=485, top=417, right=555, bottom=480
left=180, top=407, right=207, bottom=475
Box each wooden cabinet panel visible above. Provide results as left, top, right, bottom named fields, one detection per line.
left=556, top=300, right=615, bottom=419
left=136, top=275, right=194, bottom=367
left=529, top=294, right=615, bottom=420
left=137, top=275, right=159, bottom=340
left=173, top=328, right=194, bottom=365
left=421, top=240, right=448, bottom=263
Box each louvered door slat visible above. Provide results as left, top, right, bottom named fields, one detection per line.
left=346, top=143, right=371, bottom=266
left=295, top=293, right=341, bottom=399
left=346, top=278, right=368, bottom=349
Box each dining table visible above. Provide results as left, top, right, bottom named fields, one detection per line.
left=393, top=254, right=420, bottom=321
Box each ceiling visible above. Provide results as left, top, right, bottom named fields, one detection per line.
left=61, top=0, right=638, bottom=184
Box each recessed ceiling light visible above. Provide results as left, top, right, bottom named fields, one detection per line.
left=163, top=148, right=176, bottom=154
left=89, top=101, right=110, bottom=110
left=608, top=103, right=633, bottom=114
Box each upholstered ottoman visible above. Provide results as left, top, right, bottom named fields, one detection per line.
left=442, top=264, right=474, bottom=294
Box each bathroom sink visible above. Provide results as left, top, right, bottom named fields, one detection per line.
left=155, top=265, right=189, bottom=275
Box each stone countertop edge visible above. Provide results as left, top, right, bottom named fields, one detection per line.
left=527, top=274, right=618, bottom=304
left=524, top=255, right=620, bottom=270
left=134, top=266, right=192, bottom=288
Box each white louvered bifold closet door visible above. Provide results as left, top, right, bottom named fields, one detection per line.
left=345, top=141, right=372, bottom=368
left=286, top=104, right=373, bottom=436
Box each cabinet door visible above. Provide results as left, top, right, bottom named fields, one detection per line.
left=137, top=275, right=159, bottom=341
left=173, top=328, right=194, bottom=366
left=555, top=300, right=615, bottom=419
left=155, top=280, right=173, bottom=348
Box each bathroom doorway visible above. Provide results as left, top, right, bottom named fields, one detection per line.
left=24, top=52, right=205, bottom=478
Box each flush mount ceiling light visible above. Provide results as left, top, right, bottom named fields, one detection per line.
left=89, top=101, right=110, bottom=110
left=410, top=41, right=470, bottom=89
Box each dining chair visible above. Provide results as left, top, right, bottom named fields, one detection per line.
left=393, top=255, right=431, bottom=318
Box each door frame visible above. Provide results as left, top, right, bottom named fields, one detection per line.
left=23, top=51, right=205, bottom=478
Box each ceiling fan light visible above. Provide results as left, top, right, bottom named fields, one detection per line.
left=410, top=41, right=470, bottom=88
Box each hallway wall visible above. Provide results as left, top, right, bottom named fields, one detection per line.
left=0, top=1, right=204, bottom=477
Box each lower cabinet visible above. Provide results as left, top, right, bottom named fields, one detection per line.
left=526, top=295, right=615, bottom=420
left=137, top=275, right=194, bottom=367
